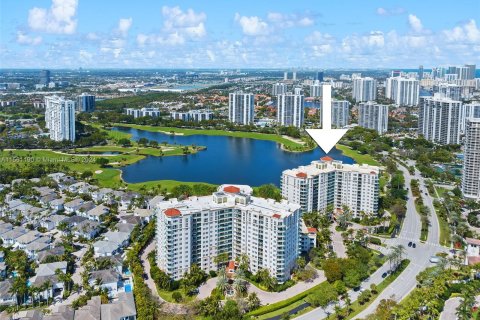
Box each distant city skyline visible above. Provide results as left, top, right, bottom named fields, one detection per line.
left=0, top=0, right=479, bottom=69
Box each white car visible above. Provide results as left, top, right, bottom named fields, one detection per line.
left=429, top=256, right=440, bottom=263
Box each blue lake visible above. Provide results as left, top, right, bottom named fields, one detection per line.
left=115, top=127, right=355, bottom=186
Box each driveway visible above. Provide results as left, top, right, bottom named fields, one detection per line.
left=198, top=270, right=326, bottom=305
left=330, top=223, right=347, bottom=258
left=141, top=240, right=160, bottom=299
left=439, top=297, right=462, bottom=320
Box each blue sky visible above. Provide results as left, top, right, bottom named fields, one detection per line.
left=0, top=0, right=479, bottom=69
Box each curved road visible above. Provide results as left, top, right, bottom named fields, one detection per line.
left=298, top=162, right=445, bottom=320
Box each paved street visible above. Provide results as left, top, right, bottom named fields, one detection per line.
left=298, top=162, right=445, bottom=320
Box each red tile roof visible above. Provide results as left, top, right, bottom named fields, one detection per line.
left=370, top=171, right=377, bottom=174
left=227, top=260, right=235, bottom=271
left=272, top=213, right=281, bottom=219
left=321, top=156, right=333, bottom=162
left=164, top=208, right=181, bottom=217
left=223, top=186, right=241, bottom=193
left=307, top=227, right=317, bottom=233
left=296, top=172, right=307, bottom=178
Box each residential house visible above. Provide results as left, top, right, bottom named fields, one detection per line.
left=89, top=269, right=122, bottom=298
left=82, top=205, right=109, bottom=222
left=30, top=261, right=67, bottom=301
left=74, top=296, right=101, bottom=320
left=64, top=199, right=85, bottom=214
left=100, top=292, right=137, bottom=320
left=72, top=220, right=101, bottom=240
left=43, top=305, right=74, bottom=320
left=92, top=188, right=114, bottom=203
left=93, top=241, right=120, bottom=258
left=25, top=240, right=51, bottom=260
left=40, top=214, right=67, bottom=231
left=14, top=230, right=42, bottom=249
left=0, top=280, right=15, bottom=306
left=133, top=208, right=154, bottom=223
left=1, top=227, right=28, bottom=246
left=49, top=199, right=65, bottom=212
left=36, top=246, right=65, bottom=264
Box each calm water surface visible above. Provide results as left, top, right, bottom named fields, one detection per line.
left=115, top=127, right=354, bottom=186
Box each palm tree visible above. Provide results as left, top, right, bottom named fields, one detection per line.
left=233, top=269, right=247, bottom=297
left=246, top=292, right=261, bottom=311
left=42, top=279, right=52, bottom=305
left=216, top=268, right=228, bottom=295
left=9, top=277, right=23, bottom=311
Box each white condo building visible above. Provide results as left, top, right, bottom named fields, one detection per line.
left=171, top=110, right=213, bottom=122
left=125, top=107, right=160, bottom=118
left=435, top=83, right=463, bottom=101
left=418, top=93, right=463, bottom=145
left=310, top=80, right=322, bottom=97
left=352, top=77, right=377, bottom=102
left=272, top=83, right=287, bottom=96
left=332, top=100, right=350, bottom=128
left=385, top=77, right=419, bottom=106
left=228, top=91, right=255, bottom=125
left=277, top=88, right=305, bottom=128
left=462, top=103, right=480, bottom=200
left=281, top=157, right=380, bottom=216
left=44, top=96, right=76, bottom=142
left=155, top=185, right=301, bottom=282
left=358, top=101, right=389, bottom=134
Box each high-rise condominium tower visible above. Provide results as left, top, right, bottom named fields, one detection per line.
left=77, top=93, right=96, bottom=112
left=228, top=91, right=255, bottom=125
left=418, top=94, right=463, bottom=145
left=44, top=96, right=76, bottom=142
left=277, top=88, right=304, bottom=128
left=352, top=77, right=377, bottom=102
left=386, top=77, right=420, bottom=106
left=358, top=101, right=389, bottom=134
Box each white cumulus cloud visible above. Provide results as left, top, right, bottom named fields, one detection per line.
left=118, top=18, right=133, bottom=37
left=136, top=6, right=206, bottom=46
left=16, top=31, right=42, bottom=45
left=443, top=19, right=480, bottom=43
left=408, top=14, right=423, bottom=33
left=235, top=13, right=271, bottom=36
left=28, top=0, right=78, bottom=34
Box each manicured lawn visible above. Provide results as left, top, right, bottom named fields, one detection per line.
left=247, top=281, right=331, bottom=318
left=257, top=299, right=306, bottom=320
left=434, top=186, right=449, bottom=199
left=157, top=289, right=197, bottom=304
left=127, top=179, right=217, bottom=192
left=115, top=123, right=308, bottom=150
left=336, top=145, right=380, bottom=166
left=0, top=147, right=209, bottom=192
left=437, top=212, right=451, bottom=247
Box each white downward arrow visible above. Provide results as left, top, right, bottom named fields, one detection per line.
left=306, top=84, right=348, bottom=154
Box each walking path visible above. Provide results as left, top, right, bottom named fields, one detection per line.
left=198, top=270, right=326, bottom=305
